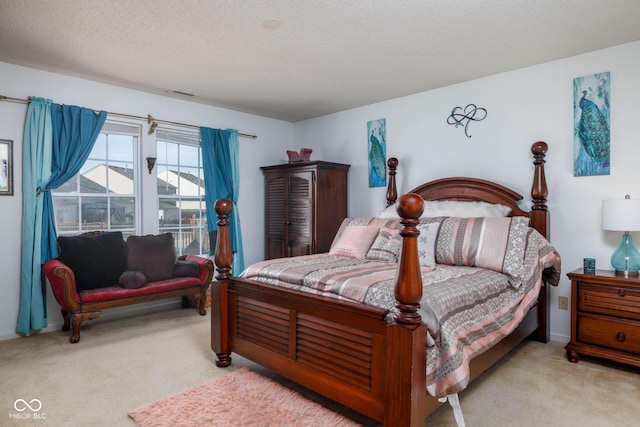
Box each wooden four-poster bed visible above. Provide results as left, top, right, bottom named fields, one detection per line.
left=210, top=141, right=560, bottom=426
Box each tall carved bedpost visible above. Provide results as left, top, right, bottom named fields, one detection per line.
left=394, top=193, right=425, bottom=324
left=530, top=141, right=549, bottom=239
left=386, top=157, right=399, bottom=207
left=211, top=199, right=233, bottom=367
left=213, top=199, right=233, bottom=281
left=386, top=192, right=429, bottom=426
left=530, top=141, right=551, bottom=343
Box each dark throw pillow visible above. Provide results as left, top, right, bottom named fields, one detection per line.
left=173, top=260, right=200, bottom=278
left=57, top=231, right=127, bottom=291
left=118, top=270, right=148, bottom=289
left=126, top=233, right=176, bottom=282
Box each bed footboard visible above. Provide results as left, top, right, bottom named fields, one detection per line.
left=211, top=196, right=431, bottom=426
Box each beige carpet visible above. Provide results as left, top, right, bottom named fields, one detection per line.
left=1, top=307, right=639, bottom=426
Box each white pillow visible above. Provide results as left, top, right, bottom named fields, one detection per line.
left=377, top=204, right=400, bottom=218
left=328, top=226, right=380, bottom=258
left=423, top=200, right=511, bottom=218
left=416, top=222, right=441, bottom=267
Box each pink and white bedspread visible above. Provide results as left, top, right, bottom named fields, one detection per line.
left=241, top=228, right=560, bottom=397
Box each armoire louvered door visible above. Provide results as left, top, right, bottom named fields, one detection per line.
left=261, top=161, right=349, bottom=260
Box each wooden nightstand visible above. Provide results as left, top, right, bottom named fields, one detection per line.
left=565, top=268, right=640, bottom=367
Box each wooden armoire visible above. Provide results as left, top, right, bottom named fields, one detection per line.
left=261, top=161, right=350, bottom=260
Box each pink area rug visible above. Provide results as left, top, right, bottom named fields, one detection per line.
left=128, top=367, right=360, bottom=426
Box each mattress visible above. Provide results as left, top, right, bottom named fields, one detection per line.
left=241, top=227, right=560, bottom=396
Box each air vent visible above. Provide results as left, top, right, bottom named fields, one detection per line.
left=170, top=90, right=195, bottom=97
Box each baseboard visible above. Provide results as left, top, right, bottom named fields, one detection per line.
left=550, top=332, right=569, bottom=344
left=1, top=298, right=183, bottom=342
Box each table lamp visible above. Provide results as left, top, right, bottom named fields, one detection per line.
left=602, top=195, right=640, bottom=276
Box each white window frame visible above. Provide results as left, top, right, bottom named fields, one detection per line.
left=52, top=120, right=141, bottom=238
left=155, top=128, right=208, bottom=256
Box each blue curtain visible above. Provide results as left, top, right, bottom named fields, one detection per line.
left=16, top=100, right=106, bottom=335
left=17, top=98, right=54, bottom=334
left=201, top=127, right=244, bottom=275
left=41, top=104, right=107, bottom=261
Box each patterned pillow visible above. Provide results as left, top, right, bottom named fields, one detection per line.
left=366, top=226, right=402, bottom=262
left=417, top=222, right=441, bottom=267
left=435, top=216, right=531, bottom=284
left=329, top=226, right=380, bottom=258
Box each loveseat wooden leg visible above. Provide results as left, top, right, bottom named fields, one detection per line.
left=69, top=311, right=101, bottom=343
left=181, top=296, right=190, bottom=308
left=198, top=287, right=207, bottom=316
left=61, top=309, right=71, bottom=332
left=70, top=314, right=82, bottom=343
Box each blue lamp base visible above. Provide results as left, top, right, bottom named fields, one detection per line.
left=611, top=232, right=640, bottom=277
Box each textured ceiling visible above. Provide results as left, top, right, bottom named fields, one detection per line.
left=1, top=1, right=640, bottom=122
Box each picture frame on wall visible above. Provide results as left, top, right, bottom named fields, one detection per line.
left=367, top=118, right=386, bottom=187
left=0, top=139, right=14, bottom=196
left=573, top=72, right=610, bottom=176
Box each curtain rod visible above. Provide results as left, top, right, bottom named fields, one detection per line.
left=0, top=95, right=257, bottom=139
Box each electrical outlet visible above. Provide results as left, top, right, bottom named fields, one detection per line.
left=558, top=296, right=569, bottom=310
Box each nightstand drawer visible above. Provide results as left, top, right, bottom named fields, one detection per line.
left=577, top=313, right=640, bottom=354
left=578, top=283, right=640, bottom=320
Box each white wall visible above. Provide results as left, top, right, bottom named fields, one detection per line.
left=294, top=40, right=640, bottom=342
left=3, top=40, right=639, bottom=343
left=0, top=62, right=294, bottom=340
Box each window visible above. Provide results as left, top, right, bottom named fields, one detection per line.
left=52, top=122, right=209, bottom=257
left=156, top=129, right=209, bottom=256
left=53, top=121, right=139, bottom=238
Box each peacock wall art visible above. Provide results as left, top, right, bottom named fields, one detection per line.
left=573, top=72, right=610, bottom=176
left=367, top=118, right=387, bottom=187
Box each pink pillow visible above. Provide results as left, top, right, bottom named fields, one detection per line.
left=329, top=226, right=380, bottom=258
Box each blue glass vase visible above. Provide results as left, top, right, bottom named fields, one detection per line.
left=611, top=232, right=640, bottom=275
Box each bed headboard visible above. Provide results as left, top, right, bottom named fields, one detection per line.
left=385, top=141, right=549, bottom=239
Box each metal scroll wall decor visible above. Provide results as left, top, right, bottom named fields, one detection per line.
left=446, top=104, right=487, bottom=138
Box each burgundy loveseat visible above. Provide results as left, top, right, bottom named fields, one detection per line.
left=43, top=231, right=213, bottom=343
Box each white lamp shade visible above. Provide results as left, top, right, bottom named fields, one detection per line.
left=602, top=198, right=640, bottom=231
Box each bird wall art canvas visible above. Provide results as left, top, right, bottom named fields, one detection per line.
left=367, top=118, right=386, bottom=187
left=573, top=72, right=610, bottom=176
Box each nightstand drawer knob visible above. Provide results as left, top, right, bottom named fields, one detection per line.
left=616, top=332, right=626, bottom=342
left=618, top=289, right=627, bottom=297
